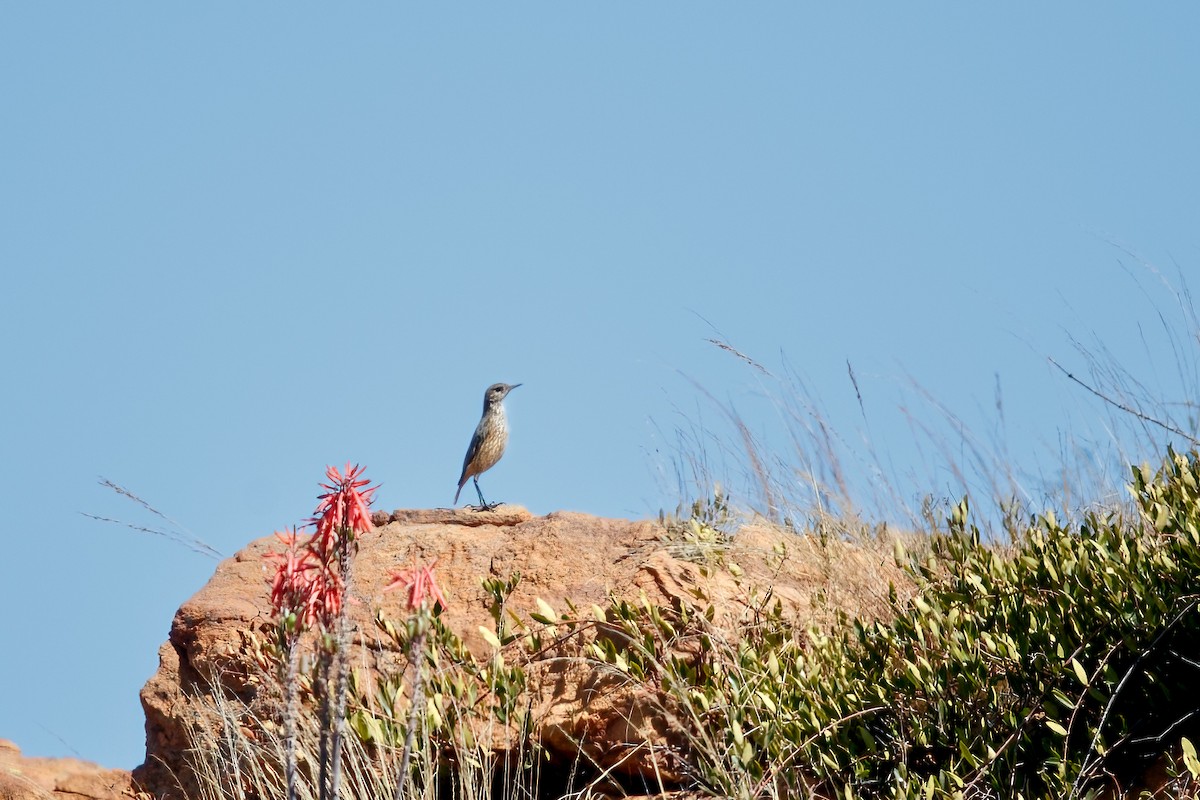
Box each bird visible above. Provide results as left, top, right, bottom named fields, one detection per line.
left=455, top=382, right=521, bottom=509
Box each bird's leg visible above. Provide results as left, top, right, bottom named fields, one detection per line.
left=473, top=477, right=501, bottom=510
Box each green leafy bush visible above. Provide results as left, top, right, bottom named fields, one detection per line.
left=592, top=448, right=1200, bottom=798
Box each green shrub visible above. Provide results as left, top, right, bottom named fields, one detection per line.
left=594, top=448, right=1200, bottom=799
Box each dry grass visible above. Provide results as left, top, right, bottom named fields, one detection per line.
left=659, top=258, right=1200, bottom=550
left=166, top=619, right=664, bottom=800
left=172, top=664, right=554, bottom=800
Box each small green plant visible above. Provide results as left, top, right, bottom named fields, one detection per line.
left=659, top=487, right=734, bottom=564
left=349, top=572, right=539, bottom=799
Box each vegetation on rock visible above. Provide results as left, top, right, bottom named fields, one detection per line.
left=214, top=448, right=1200, bottom=799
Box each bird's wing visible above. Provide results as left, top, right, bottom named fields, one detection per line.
left=457, top=427, right=484, bottom=486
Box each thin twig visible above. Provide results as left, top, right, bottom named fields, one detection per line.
left=87, top=477, right=223, bottom=559
left=79, top=513, right=223, bottom=559
left=1049, top=357, right=1199, bottom=447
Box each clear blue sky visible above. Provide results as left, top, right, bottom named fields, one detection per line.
left=2, top=5, right=1197, bottom=769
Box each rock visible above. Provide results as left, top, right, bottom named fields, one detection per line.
left=0, top=739, right=135, bottom=800
left=132, top=507, right=910, bottom=798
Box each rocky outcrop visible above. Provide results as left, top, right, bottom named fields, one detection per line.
left=0, top=740, right=134, bottom=800
left=132, top=507, right=908, bottom=798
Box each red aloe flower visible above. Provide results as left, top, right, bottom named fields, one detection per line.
left=307, top=555, right=347, bottom=631
left=312, top=462, right=377, bottom=550
left=385, top=560, right=448, bottom=611
left=265, top=528, right=319, bottom=631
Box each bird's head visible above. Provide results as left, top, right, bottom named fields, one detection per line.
left=484, top=382, right=521, bottom=408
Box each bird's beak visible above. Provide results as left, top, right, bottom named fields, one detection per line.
left=510, top=383, right=523, bottom=390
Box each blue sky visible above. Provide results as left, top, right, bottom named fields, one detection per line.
left=2, top=5, right=1198, bottom=769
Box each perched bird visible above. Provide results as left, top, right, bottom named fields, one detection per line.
left=455, top=382, right=521, bottom=508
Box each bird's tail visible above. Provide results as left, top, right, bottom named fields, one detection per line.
left=454, top=482, right=464, bottom=505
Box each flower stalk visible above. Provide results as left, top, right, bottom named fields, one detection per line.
left=385, top=561, right=447, bottom=800
left=264, top=528, right=317, bottom=800
left=311, top=463, right=376, bottom=800
left=263, top=465, right=376, bottom=800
